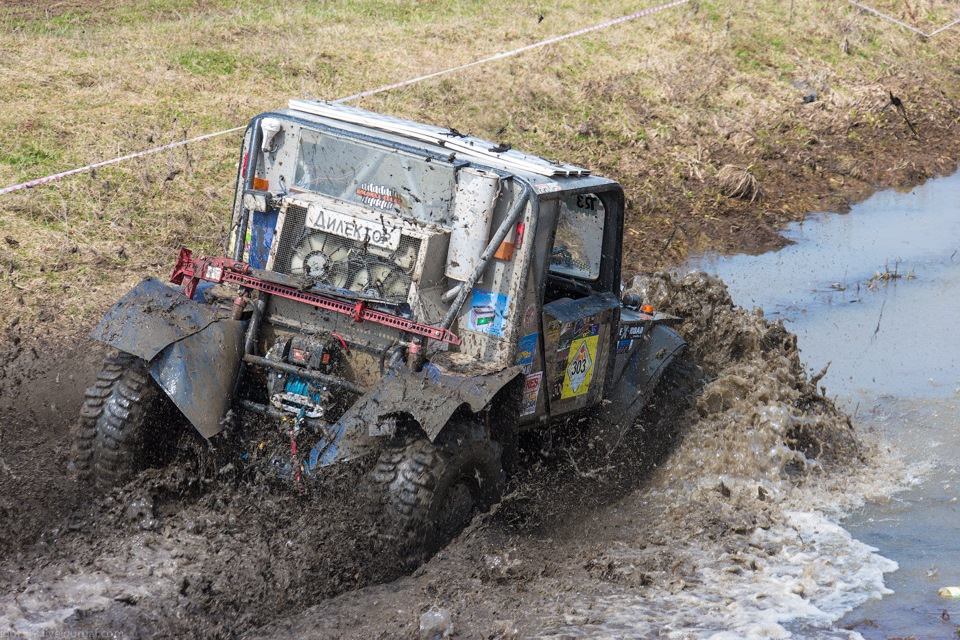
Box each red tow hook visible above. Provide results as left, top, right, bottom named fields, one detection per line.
left=170, top=248, right=202, bottom=298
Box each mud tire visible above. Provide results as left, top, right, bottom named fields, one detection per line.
left=583, top=350, right=701, bottom=469
left=74, top=352, right=179, bottom=490
left=370, top=421, right=504, bottom=561
left=641, top=352, right=702, bottom=454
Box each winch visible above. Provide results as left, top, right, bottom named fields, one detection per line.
left=265, top=334, right=345, bottom=419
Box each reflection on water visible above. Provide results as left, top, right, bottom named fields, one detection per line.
left=689, top=171, right=960, bottom=638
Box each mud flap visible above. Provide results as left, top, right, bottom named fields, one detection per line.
left=305, top=364, right=524, bottom=470
left=149, top=320, right=244, bottom=438
left=596, top=323, right=686, bottom=432
left=91, top=276, right=244, bottom=438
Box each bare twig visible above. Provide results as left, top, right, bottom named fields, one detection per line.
left=654, top=223, right=692, bottom=268
left=902, top=0, right=917, bottom=22
left=883, top=91, right=918, bottom=137
left=873, top=300, right=886, bottom=338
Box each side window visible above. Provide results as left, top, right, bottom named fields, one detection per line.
left=549, top=193, right=605, bottom=280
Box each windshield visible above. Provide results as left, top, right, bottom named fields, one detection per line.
left=293, top=128, right=456, bottom=225
left=549, top=193, right=605, bottom=280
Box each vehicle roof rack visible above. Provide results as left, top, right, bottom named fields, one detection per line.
left=288, top=100, right=590, bottom=178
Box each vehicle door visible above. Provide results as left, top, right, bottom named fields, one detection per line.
left=539, top=190, right=623, bottom=417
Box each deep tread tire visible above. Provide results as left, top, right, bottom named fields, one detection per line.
left=75, top=352, right=177, bottom=490
left=637, top=352, right=702, bottom=459
left=370, top=421, right=504, bottom=560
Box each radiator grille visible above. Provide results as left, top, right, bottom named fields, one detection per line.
left=273, top=204, right=420, bottom=302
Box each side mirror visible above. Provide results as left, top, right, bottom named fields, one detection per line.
left=260, top=117, right=282, bottom=153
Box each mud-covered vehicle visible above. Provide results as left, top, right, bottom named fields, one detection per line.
left=75, top=101, right=688, bottom=555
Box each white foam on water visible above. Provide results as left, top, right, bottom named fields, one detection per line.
left=542, top=509, right=896, bottom=639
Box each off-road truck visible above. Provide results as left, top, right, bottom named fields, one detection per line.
left=76, top=101, right=688, bottom=555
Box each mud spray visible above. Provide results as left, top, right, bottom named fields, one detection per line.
left=0, top=274, right=899, bottom=638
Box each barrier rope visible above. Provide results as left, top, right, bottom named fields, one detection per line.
left=0, top=127, right=245, bottom=197
left=0, top=0, right=689, bottom=197
left=334, top=0, right=690, bottom=103
left=5, top=0, right=954, bottom=198
left=846, top=0, right=960, bottom=37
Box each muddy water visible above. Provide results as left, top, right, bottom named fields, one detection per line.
left=690, top=170, right=960, bottom=639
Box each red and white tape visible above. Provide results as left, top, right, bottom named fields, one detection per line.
left=335, top=0, right=691, bottom=104
left=847, top=0, right=960, bottom=37
left=1, top=0, right=690, bottom=197
left=0, top=127, right=245, bottom=197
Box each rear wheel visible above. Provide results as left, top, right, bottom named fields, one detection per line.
left=643, top=354, right=701, bottom=444
left=75, top=352, right=181, bottom=490
left=370, top=421, right=504, bottom=561
left=584, top=351, right=701, bottom=474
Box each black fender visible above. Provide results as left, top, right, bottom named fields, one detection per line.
left=308, top=363, right=525, bottom=467
left=596, top=323, right=686, bottom=431
left=90, top=277, right=244, bottom=438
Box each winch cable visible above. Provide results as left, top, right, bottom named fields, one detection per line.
left=0, top=0, right=690, bottom=197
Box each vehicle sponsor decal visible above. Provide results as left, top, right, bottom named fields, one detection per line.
left=521, top=372, right=542, bottom=416
left=515, top=333, right=538, bottom=374
left=546, top=319, right=561, bottom=342
left=468, top=289, right=508, bottom=337
left=573, top=320, right=600, bottom=339
left=617, top=338, right=632, bottom=354
left=618, top=324, right=645, bottom=340
left=561, top=334, right=598, bottom=399
left=355, top=182, right=405, bottom=210
left=305, top=204, right=402, bottom=250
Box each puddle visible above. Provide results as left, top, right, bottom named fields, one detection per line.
left=690, top=170, right=960, bottom=638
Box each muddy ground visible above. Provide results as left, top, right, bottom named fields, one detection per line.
left=1, top=129, right=957, bottom=639
left=2, top=110, right=957, bottom=640
left=0, top=272, right=871, bottom=638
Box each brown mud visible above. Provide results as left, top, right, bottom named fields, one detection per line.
left=0, top=273, right=869, bottom=638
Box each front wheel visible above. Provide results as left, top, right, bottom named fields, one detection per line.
left=370, top=421, right=504, bottom=561
left=74, top=352, right=182, bottom=490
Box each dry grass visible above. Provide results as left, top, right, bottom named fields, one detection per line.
left=716, top=164, right=760, bottom=202
left=1, top=0, right=960, bottom=334
left=861, top=0, right=960, bottom=32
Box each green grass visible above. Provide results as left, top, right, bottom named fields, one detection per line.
left=174, top=50, right=239, bottom=76
left=0, top=142, right=61, bottom=168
